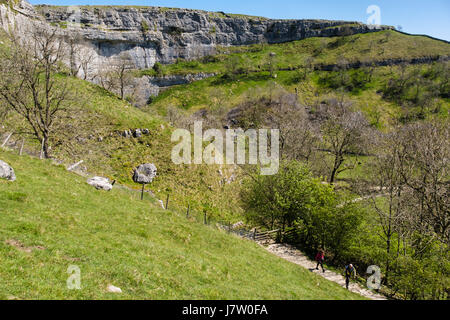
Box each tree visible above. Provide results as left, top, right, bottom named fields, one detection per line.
left=224, top=55, right=244, bottom=80
left=77, top=44, right=96, bottom=81
left=264, top=89, right=318, bottom=163
left=98, top=53, right=134, bottom=100
left=399, top=121, right=449, bottom=245
left=361, top=129, right=409, bottom=284
left=266, top=52, right=277, bottom=78
left=320, top=97, right=370, bottom=184
left=0, top=23, right=74, bottom=158
left=65, top=34, right=96, bottom=81
left=241, top=162, right=327, bottom=231
left=241, top=161, right=362, bottom=258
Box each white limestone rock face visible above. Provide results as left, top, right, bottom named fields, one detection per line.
left=31, top=3, right=391, bottom=73
left=87, top=176, right=113, bottom=191
left=1, top=1, right=391, bottom=105
left=0, top=160, right=16, bottom=181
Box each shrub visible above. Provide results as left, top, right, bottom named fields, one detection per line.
left=153, top=62, right=164, bottom=76
left=141, top=21, right=150, bottom=33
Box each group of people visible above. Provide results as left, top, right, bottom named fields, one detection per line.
left=315, top=249, right=357, bottom=290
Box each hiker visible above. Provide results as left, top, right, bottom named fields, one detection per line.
left=315, top=249, right=325, bottom=272
left=344, top=264, right=357, bottom=290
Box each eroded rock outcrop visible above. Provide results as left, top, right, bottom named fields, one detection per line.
left=0, top=1, right=392, bottom=104
left=0, top=1, right=390, bottom=74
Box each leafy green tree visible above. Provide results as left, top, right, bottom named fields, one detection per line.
left=241, top=162, right=315, bottom=230
left=224, top=55, right=244, bottom=80
left=241, top=161, right=363, bottom=258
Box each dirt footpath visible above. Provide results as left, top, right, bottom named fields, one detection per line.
left=264, top=243, right=387, bottom=300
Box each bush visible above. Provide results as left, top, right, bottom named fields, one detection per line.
left=141, top=21, right=149, bottom=33
left=318, top=69, right=371, bottom=93
left=153, top=62, right=164, bottom=76
left=201, top=55, right=221, bottom=64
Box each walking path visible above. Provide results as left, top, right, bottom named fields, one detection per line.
left=263, top=243, right=387, bottom=300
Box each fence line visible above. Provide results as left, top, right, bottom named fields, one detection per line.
left=156, top=192, right=291, bottom=244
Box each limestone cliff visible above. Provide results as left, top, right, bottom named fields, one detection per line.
left=0, top=1, right=392, bottom=105
left=1, top=1, right=390, bottom=72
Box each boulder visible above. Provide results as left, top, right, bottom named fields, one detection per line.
left=0, top=160, right=16, bottom=181
left=107, top=285, right=122, bottom=293
left=133, top=164, right=157, bottom=184
left=133, top=129, right=142, bottom=138
left=87, top=176, right=113, bottom=191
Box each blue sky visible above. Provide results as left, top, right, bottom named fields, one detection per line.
left=29, top=0, right=450, bottom=41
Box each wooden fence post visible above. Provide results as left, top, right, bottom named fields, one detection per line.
left=19, top=139, right=25, bottom=156
left=165, top=194, right=170, bottom=210
left=253, top=229, right=257, bottom=241
left=204, top=212, right=207, bottom=225
left=39, top=138, right=45, bottom=159
left=277, top=230, right=282, bottom=243
left=141, top=184, right=145, bottom=200
left=186, top=204, right=190, bottom=218
left=1, top=133, right=12, bottom=148
left=67, top=160, right=84, bottom=172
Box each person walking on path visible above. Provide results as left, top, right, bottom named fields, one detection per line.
left=344, top=264, right=357, bottom=290
left=315, top=249, right=325, bottom=272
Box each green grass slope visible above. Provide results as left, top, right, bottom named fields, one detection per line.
left=146, top=30, right=449, bottom=127
left=0, top=73, right=243, bottom=220
left=0, top=150, right=363, bottom=300
left=141, top=30, right=449, bottom=77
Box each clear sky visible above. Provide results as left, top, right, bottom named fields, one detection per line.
left=29, top=0, right=450, bottom=41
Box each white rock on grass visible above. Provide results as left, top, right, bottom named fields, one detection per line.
left=232, top=221, right=245, bottom=229
left=87, top=177, right=113, bottom=191
left=107, top=285, right=122, bottom=293
left=158, top=200, right=165, bottom=209
left=0, top=160, right=16, bottom=181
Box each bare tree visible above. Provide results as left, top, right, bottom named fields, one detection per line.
left=264, top=90, right=319, bottom=163
left=320, top=97, right=370, bottom=184
left=78, top=46, right=96, bottom=81
left=399, top=121, right=449, bottom=245
left=0, top=23, right=74, bottom=158
left=65, top=34, right=96, bottom=81
left=266, top=52, right=277, bottom=78
left=115, top=54, right=135, bottom=100
left=362, top=129, right=408, bottom=284
left=98, top=53, right=134, bottom=100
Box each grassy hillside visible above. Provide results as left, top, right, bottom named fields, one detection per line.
left=141, top=30, right=449, bottom=77
left=0, top=149, right=363, bottom=300
left=145, top=31, right=449, bottom=128
left=0, top=73, right=244, bottom=221
left=1, top=29, right=448, bottom=222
